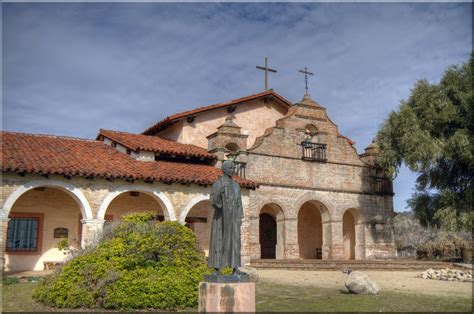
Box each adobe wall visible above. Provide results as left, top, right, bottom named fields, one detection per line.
left=105, top=192, right=164, bottom=222
left=157, top=99, right=288, bottom=150
left=4, top=188, right=82, bottom=271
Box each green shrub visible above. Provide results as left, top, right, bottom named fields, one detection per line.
left=56, top=238, right=69, bottom=251
left=416, top=234, right=469, bottom=260
left=33, top=216, right=210, bottom=310
left=122, top=211, right=156, bottom=223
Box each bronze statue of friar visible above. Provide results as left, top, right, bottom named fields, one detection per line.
left=206, top=159, right=249, bottom=282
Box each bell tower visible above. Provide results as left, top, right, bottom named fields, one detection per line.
left=207, top=117, right=248, bottom=161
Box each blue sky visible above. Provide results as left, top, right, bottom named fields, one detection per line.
left=2, top=2, right=472, bottom=212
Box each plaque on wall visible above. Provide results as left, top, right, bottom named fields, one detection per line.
left=54, top=228, right=69, bottom=238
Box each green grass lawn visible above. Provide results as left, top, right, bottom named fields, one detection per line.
left=2, top=281, right=472, bottom=312
left=256, top=282, right=472, bottom=312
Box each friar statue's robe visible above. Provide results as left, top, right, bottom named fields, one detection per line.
left=208, top=174, right=243, bottom=269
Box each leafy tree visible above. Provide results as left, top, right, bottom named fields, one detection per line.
left=377, top=54, right=473, bottom=232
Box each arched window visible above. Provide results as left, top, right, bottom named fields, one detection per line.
left=305, top=124, right=318, bottom=135
left=303, top=124, right=318, bottom=143
left=225, top=143, right=239, bottom=153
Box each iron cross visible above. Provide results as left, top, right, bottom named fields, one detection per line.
left=256, top=57, right=277, bottom=91
left=298, top=67, right=314, bottom=94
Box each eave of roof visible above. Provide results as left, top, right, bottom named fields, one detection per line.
left=97, top=129, right=216, bottom=160
left=1, top=131, right=257, bottom=189
left=142, top=90, right=292, bottom=135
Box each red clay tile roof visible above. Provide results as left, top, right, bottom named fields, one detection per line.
left=1, top=131, right=257, bottom=188
left=142, top=90, right=292, bottom=135
left=98, top=129, right=216, bottom=160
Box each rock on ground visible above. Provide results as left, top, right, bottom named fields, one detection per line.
left=344, top=271, right=380, bottom=295
left=417, top=268, right=472, bottom=282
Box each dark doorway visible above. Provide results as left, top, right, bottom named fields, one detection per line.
left=259, top=213, right=277, bottom=259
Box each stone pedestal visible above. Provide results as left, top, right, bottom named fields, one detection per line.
left=198, top=281, right=255, bottom=312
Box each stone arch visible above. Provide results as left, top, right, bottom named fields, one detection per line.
left=297, top=200, right=330, bottom=259
left=253, top=199, right=287, bottom=219
left=340, top=207, right=364, bottom=224
left=179, top=195, right=210, bottom=224
left=305, top=124, right=318, bottom=135
left=2, top=179, right=93, bottom=220
left=180, top=195, right=213, bottom=256
left=97, top=185, right=175, bottom=221
left=342, top=208, right=365, bottom=260
left=259, top=203, right=285, bottom=259
left=294, top=192, right=334, bottom=222
left=225, top=142, right=240, bottom=152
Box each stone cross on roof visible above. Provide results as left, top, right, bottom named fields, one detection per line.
left=256, top=57, right=277, bottom=91
left=298, top=67, right=314, bottom=94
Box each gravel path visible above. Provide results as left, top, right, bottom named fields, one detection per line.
left=258, top=269, right=472, bottom=298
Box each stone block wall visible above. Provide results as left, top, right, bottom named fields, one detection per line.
left=233, top=96, right=396, bottom=261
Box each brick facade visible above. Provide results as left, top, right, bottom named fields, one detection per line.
left=207, top=93, right=396, bottom=261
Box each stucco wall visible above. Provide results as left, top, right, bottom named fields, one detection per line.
left=105, top=192, right=164, bottom=222
left=156, top=99, right=288, bottom=149
left=4, top=188, right=82, bottom=271
left=186, top=200, right=214, bottom=256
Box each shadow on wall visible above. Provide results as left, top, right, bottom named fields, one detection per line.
left=357, top=165, right=395, bottom=258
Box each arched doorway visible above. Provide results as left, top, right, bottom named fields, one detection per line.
left=5, top=187, right=85, bottom=272
left=259, top=203, right=285, bottom=259
left=259, top=213, right=276, bottom=259
left=343, top=211, right=355, bottom=259
left=184, top=200, right=214, bottom=256
left=102, top=191, right=164, bottom=223
left=298, top=201, right=329, bottom=259
left=97, top=185, right=175, bottom=222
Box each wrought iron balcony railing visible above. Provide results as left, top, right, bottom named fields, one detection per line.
left=301, top=142, right=327, bottom=162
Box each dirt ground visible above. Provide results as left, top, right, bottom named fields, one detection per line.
left=257, top=269, right=473, bottom=298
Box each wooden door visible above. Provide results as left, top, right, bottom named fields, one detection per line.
left=259, top=213, right=277, bottom=259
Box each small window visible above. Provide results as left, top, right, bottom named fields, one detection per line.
left=126, top=148, right=131, bottom=155
left=305, top=124, right=318, bottom=135
left=303, top=125, right=318, bottom=143
left=130, top=191, right=140, bottom=197
left=7, top=213, right=43, bottom=254
left=225, top=143, right=239, bottom=152
left=111, top=142, right=117, bottom=147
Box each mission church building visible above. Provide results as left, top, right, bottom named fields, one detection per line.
left=1, top=88, right=396, bottom=272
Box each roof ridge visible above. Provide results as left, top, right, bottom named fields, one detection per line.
left=142, top=90, right=292, bottom=135
left=1, top=130, right=97, bottom=142
left=97, top=128, right=217, bottom=160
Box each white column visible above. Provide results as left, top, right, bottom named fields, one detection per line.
left=0, top=211, right=10, bottom=271
left=80, top=219, right=105, bottom=248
